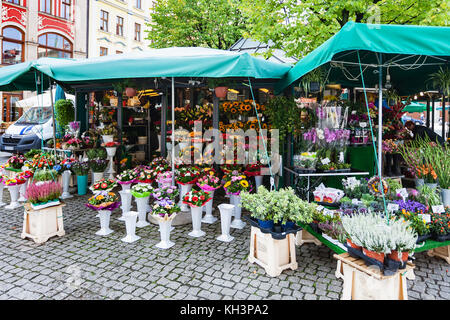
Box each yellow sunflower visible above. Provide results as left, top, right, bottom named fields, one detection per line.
left=240, top=180, right=249, bottom=188
left=224, top=181, right=231, bottom=189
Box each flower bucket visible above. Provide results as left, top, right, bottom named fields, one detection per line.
left=121, top=211, right=140, bottom=243
left=230, top=194, right=246, bottom=229
left=414, top=178, right=425, bottom=188
left=214, top=87, right=228, bottom=98
left=135, top=196, right=150, bottom=228
left=442, top=188, right=450, bottom=208
left=258, top=219, right=274, bottom=230
left=178, top=183, right=192, bottom=212
left=202, top=190, right=217, bottom=224
left=6, top=184, right=21, bottom=209
left=61, top=170, right=73, bottom=199
left=96, top=210, right=114, bottom=236
left=102, top=135, right=114, bottom=144
left=188, top=205, right=205, bottom=238
left=120, top=182, right=132, bottom=191
left=255, top=175, right=263, bottom=191
left=362, top=248, right=385, bottom=264
left=18, top=182, right=27, bottom=202
left=0, top=183, right=6, bottom=207
left=346, top=238, right=362, bottom=250
left=156, top=219, right=175, bottom=249
left=77, top=175, right=88, bottom=195
left=217, top=203, right=235, bottom=242
left=118, top=190, right=132, bottom=221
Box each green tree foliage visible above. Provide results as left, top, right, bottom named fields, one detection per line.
left=145, top=0, right=248, bottom=50
left=54, top=99, right=74, bottom=135
left=240, top=0, right=449, bottom=59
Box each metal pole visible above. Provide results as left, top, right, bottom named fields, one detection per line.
left=426, top=97, right=430, bottom=128
left=49, top=80, right=57, bottom=157
left=171, top=77, right=175, bottom=185
left=432, top=97, right=435, bottom=132
left=442, top=94, right=446, bottom=140
left=378, top=55, right=383, bottom=177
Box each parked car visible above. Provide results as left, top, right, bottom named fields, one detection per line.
left=401, top=115, right=424, bottom=126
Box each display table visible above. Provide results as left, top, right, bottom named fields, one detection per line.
left=334, top=253, right=414, bottom=300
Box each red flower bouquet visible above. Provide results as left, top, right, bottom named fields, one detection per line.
left=244, top=162, right=262, bottom=177
left=90, top=178, right=118, bottom=193
left=182, top=189, right=212, bottom=207
left=175, top=166, right=200, bottom=185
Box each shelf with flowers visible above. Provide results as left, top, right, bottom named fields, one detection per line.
left=197, top=172, right=222, bottom=224
left=86, top=191, right=120, bottom=236
left=182, top=188, right=212, bottom=238
left=151, top=198, right=181, bottom=249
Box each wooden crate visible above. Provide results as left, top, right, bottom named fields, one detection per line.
left=295, top=229, right=322, bottom=246
left=21, top=203, right=66, bottom=244
left=333, top=253, right=415, bottom=300
left=427, top=245, right=450, bottom=264
left=248, top=226, right=298, bottom=277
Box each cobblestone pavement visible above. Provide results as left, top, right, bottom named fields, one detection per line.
left=0, top=190, right=449, bottom=300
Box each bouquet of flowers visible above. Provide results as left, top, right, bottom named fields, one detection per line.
left=89, top=159, right=109, bottom=173
left=417, top=164, right=438, bottom=184
left=3, top=175, right=26, bottom=186
left=131, top=184, right=154, bottom=198
left=67, top=121, right=81, bottom=138
left=152, top=185, right=179, bottom=201
left=136, top=167, right=156, bottom=184
left=151, top=198, right=180, bottom=220
left=220, top=163, right=243, bottom=174
left=196, top=172, right=221, bottom=191
left=71, top=161, right=90, bottom=176
left=157, top=171, right=173, bottom=185
left=244, top=162, right=262, bottom=177
left=61, top=157, right=77, bottom=171
left=150, top=157, right=170, bottom=168
left=86, top=191, right=120, bottom=211
left=66, top=138, right=83, bottom=149
left=116, top=169, right=137, bottom=185
left=182, top=189, right=212, bottom=207
left=18, top=170, right=33, bottom=179
left=90, top=178, right=117, bottom=193
left=7, top=154, right=26, bottom=169
left=28, top=153, right=57, bottom=170
left=223, top=173, right=251, bottom=195
left=101, top=141, right=120, bottom=148
left=175, top=166, right=200, bottom=185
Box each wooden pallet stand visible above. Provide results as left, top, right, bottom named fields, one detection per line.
left=333, top=253, right=415, bottom=300
left=295, top=229, right=322, bottom=246
left=427, top=245, right=450, bottom=264
left=21, top=202, right=66, bottom=244
left=248, top=226, right=298, bottom=277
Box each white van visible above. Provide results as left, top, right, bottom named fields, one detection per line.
left=0, top=106, right=54, bottom=153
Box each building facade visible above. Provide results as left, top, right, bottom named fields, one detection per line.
left=1, top=0, right=87, bottom=123
left=87, top=0, right=151, bottom=58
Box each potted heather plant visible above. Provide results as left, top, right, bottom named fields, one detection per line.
left=71, top=161, right=90, bottom=195
left=182, top=188, right=212, bottom=238
left=151, top=198, right=181, bottom=249
left=25, top=181, right=62, bottom=210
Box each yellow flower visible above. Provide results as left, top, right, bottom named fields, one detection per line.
left=224, top=181, right=231, bottom=189
left=240, top=180, right=249, bottom=188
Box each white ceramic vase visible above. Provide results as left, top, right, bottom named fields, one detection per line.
left=156, top=219, right=175, bottom=249
left=188, top=206, right=206, bottom=238
left=18, top=182, right=27, bottom=202
left=0, top=183, right=6, bottom=207
left=96, top=210, right=114, bottom=236
left=202, top=191, right=217, bottom=224
left=61, top=170, right=73, bottom=199
left=217, top=203, right=235, bottom=242
left=118, top=190, right=132, bottom=221
left=106, top=147, right=117, bottom=158
left=121, top=211, right=140, bottom=243
left=6, top=184, right=21, bottom=210
left=255, top=175, right=263, bottom=191
left=230, top=194, right=246, bottom=229
left=135, top=196, right=150, bottom=228
left=178, top=183, right=192, bottom=212
left=120, top=183, right=132, bottom=191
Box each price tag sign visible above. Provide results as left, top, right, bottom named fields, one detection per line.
left=323, top=209, right=334, bottom=217
left=419, top=214, right=432, bottom=223
left=321, top=158, right=331, bottom=165
left=387, top=203, right=399, bottom=212
left=316, top=205, right=324, bottom=212
left=359, top=122, right=367, bottom=128
left=396, top=188, right=408, bottom=201
left=432, top=205, right=445, bottom=214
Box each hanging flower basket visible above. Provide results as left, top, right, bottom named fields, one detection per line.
left=214, top=87, right=228, bottom=99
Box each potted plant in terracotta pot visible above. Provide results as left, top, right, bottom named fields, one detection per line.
left=208, top=78, right=231, bottom=99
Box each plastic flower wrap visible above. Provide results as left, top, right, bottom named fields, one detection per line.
left=131, top=184, right=154, bottom=198
left=90, top=178, right=118, bottom=193
left=175, top=166, right=200, bottom=185
left=182, top=189, right=212, bottom=207
left=7, top=154, right=26, bottom=169
left=151, top=198, right=180, bottom=220
left=3, top=175, right=26, bottom=186
left=152, top=185, right=179, bottom=201
left=86, top=191, right=120, bottom=211
left=116, top=169, right=137, bottom=185
left=17, top=170, right=33, bottom=180
left=196, top=172, right=221, bottom=191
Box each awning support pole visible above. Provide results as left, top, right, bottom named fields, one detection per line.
left=171, top=77, right=175, bottom=186
left=378, top=55, right=383, bottom=177
left=49, top=79, right=57, bottom=157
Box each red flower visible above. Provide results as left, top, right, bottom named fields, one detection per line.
left=192, top=196, right=198, bottom=202
left=200, top=195, right=205, bottom=201
left=101, top=183, right=108, bottom=188
left=184, top=196, right=189, bottom=201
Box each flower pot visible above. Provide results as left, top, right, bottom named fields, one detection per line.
left=77, top=175, right=88, bottom=195
left=118, top=190, right=132, bottom=221
left=125, top=87, right=137, bottom=97
left=102, top=135, right=114, bottom=144
left=121, top=211, right=140, bottom=243
left=5, top=184, right=21, bottom=209
left=347, top=238, right=362, bottom=250
left=255, top=175, right=263, bottom=191
left=61, top=170, right=73, bottom=199
left=273, top=225, right=282, bottom=233
left=178, top=183, right=192, bottom=212
left=425, top=183, right=438, bottom=189
left=91, top=172, right=104, bottom=188
left=230, top=195, right=246, bottom=229
left=283, top=221, right=296, bottom=231
left=135, top=196, right=150, bottom=228
left=202, top=190, right=217, bottom=224
left=96, top=210, right=114, bottom=236
left=414, top=178, right=425, bottom=188
left=214, top=87, right=228, bottom=99
left=441, top=188, right=450, bottom=208
left=388, top=250, right=409, bottom=263
left=106, top=147, right=117, bottom=158
left=0, top=183, right=6, bottom=207
left=258, top=219, right=274, bottom=230
left=188, top=206, right=206, bottom=238
left=156, top=219, right=175, bottom=249
left=18, top=182, right=27, bottom=202
left=362, top=248, right=385, bottom=264
left=217, top=203, right=235, bottom=242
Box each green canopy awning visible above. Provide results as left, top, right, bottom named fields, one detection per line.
left=275, top=22, right=450, bottom=94
left=402, top=101, right=427, bottom=113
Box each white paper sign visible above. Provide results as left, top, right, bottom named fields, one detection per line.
left=323, top=209, right=334, bottom=217
left=316, top=205, right=324, bottom=212
left=396, top=188, right=408, bottom=200
left=387, top=203, right=399, bottom=212
left=432, top=205, right=445, bottom=214
left=359, top=122, right=367, bottom=128
left=419, top=214, right=432, bottom=223
left=321, top=158, right=331, bottom=165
